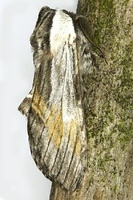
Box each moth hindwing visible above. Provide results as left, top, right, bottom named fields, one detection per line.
left=19, top=6, right=93, bottom=191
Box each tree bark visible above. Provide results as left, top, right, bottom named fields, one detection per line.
left=50, top=0, right=133, bottom=199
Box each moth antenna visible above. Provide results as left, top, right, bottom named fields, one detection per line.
left=76, top=15, right=107, bottom=64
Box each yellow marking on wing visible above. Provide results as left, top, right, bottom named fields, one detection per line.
left=68, top=120, right=82, bottom=155
left=31, top=89, right=82, bottom=154
left=45, top=109, right=63, bottom=148
left=75, top=139, right=82, bottom=155
left=31, top=90, right=63, bottom=148
left=32, top=91, right=47, bottom=119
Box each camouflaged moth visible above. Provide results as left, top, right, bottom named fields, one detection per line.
left=19, top=6, right=93, bottom=191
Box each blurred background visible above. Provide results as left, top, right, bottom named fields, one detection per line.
left=0, top=1, right=78, bottom=200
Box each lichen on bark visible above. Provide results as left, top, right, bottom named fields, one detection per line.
left=50, top=0, right=133, bottom=199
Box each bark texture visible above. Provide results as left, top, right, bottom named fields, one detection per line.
left=50, top=0, right=133, bottom=199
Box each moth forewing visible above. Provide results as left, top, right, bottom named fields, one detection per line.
left=18, top=6, right=93, bottom=191
left=18, top=91, right=33, bottom=116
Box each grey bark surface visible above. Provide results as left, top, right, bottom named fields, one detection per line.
left=50, top=0, right=133, bottom=199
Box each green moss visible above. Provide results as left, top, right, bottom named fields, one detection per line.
left=76, top=0, right=133, bottom=198
left=115, top=41, right=133, bottom=149
left=118, top=123, right=133, bottom=149
left=113, top=184, right=118, bottom=193
left=88, top=0, right=116, bottom=46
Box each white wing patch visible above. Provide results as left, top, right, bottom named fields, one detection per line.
left=50, top=9, right=76, bottom=55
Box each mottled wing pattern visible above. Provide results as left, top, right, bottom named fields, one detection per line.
left=18, top=7, right=92, bottom=191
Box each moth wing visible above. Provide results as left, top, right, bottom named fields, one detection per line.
left=18, top=90, right=34, bottom=116
left=28, top=39, right=87, bottom=191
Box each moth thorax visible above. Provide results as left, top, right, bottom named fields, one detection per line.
left=50, top=9, right=76, bottom=55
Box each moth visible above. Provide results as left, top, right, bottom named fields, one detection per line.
left=19, top=6, right=93, bottom=191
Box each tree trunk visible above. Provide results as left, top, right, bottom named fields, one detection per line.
left=50, top=0, right=133, bottom=199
